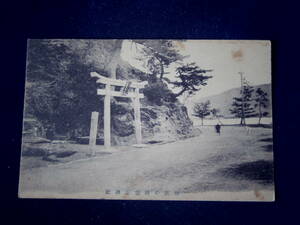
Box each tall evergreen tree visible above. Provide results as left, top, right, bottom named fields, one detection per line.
left=254, top=88, right=269, bottom=124
left=230, top=82, right=256, bottom=125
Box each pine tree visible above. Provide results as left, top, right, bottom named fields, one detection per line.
left=134, top=40, right=185, bottom=80
left=171, top=63, right=213, bottom=98
left=254, top=88, right=269, bottom=124
left=230, top=82, right=256, bottom=125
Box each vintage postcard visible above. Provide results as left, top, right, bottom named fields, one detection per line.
left=19, top=39, right=274, bottom=201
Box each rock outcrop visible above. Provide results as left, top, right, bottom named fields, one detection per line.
left=109, top=100, right=197, bottom=145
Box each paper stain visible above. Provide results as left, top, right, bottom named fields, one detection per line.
left=231, top=49, right=243, bottom=62
left=254, top=190, right=265, bottom=200
left=174, top=41, right=186, bottom=50
left=121, top=192, right=130, bottom=200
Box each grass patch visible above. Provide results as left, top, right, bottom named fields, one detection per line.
left=22, top=147, right=49, bottom=157
left=54, top=151, right=77, bottom=158
left=42, top=156, right=60, bottom=162
left=146, top=140, right=163, bottom=144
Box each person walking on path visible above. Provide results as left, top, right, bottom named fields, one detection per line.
left=215, top=123, right=221, bottom=135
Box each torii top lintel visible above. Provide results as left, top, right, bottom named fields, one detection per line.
left=90, top=72, right=147, bottom=89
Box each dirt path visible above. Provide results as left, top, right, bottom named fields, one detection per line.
left=19, top=126, right=274, bottom=200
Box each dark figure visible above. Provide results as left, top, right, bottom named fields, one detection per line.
left=215, top=123, right=221, bottom=135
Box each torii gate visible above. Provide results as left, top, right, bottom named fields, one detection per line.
left=90, top=72, right=147, bottom=150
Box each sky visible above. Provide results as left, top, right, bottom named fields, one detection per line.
left=121, top=40, right=271, bottom=100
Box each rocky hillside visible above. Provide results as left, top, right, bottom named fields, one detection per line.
left=110, top=101, right=196, bottom=145
left=24, top=39, right=196, bottom=145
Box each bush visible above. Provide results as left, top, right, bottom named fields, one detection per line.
left=143, top=82, right=177, bottom=105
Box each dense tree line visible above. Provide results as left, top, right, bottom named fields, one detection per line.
left=25, top=40, right=103, bottom=138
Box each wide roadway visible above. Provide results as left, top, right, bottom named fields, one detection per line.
left=19, top=126, right=274, bottom=200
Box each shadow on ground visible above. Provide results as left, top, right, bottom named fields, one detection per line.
left=181, top=135, right=274, bottom=193
left=220, top=160, right=274, bottom=185
left=181, top=159, right=274, bottom=193
left=259, top=137, right=273, bottom=142
left=21, top=145, right=111, bottom=170
left=262, top=144, right=273, bottom=152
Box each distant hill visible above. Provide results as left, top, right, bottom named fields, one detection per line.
left=189, top=83, right=272, bottom=118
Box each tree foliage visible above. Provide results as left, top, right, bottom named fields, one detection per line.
left=171, top=63, right=212, bottom=97
left=143, top=82, right=177, bottom=106
left=211, top=108, right=220, bottom=118
left=230, top=82, right=256, bottom=125
left=254, top=88, right=269, bottom=124
left=193, top=100, right=211, bottom=125
left=24, top=39, right=184, bottom=139
left=134, top=40, right=185, bottom=80
left=25, top=40, right=103, bottom=138
left=24, top=39, right=212, bottom=140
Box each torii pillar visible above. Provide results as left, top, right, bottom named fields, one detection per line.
left=90, top=72, right=147, bottom=149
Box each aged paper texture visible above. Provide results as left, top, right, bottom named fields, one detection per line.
left=19, top=40, right=274, bottom=201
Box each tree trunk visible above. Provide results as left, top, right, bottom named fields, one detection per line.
left=201, top=118, right=203, bottom=126
left=258, top=104, right=262, bottom=124
left=108, top=40, right=123, bottom=79
left=159, top=60, right=164, bottom=79
left=174, top=87, right=187, bottom=97
left=107, top=40, right=123, bottom=97
left=240, top=117, right=246, bottom=126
